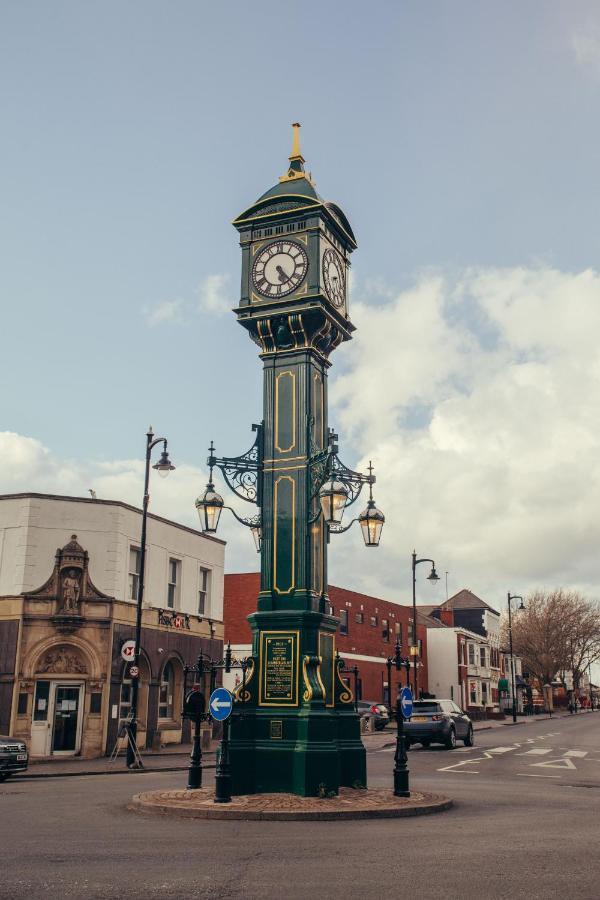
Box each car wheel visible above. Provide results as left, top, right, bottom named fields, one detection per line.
left=421, top=740, right=431, bottom=748
left=463, top=725, right=474, bottom=747
left=444, top=727, right=456, bottom=750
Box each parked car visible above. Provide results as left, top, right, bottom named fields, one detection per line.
left=0, top=735, right=29, bottom=781
left=356, top=701, right=390, bottom=731
left=404, top=700, right=473, bottom=749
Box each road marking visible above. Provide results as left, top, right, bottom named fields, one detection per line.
left=563, top=750, right=587, bottom=758
left=531, top=757, right=577, bottom=770
left=517, top=748, right=552, bottom=756
left=437, top=756, right=488, bottom=772
left=487, top=747, right=515, bottom=754
left=517, top=773, right=561, bottom=779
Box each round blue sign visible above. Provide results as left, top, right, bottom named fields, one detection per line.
left=400, top=686, right=413, bottom=719
left=209, top=687, right=233, bottom=721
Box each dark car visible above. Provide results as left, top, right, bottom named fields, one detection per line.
left=0, top=735, right=29, bottom=781
left=404, top=700, right=473, bottom=749
left=356, top=701, right=390, bottom=731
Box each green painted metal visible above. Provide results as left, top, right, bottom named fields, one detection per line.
left=227, top=155, right=367, bottom=797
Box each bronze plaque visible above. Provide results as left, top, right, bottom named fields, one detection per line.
left=259, top=631, right=299, bottom=706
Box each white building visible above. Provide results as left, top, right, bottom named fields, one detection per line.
left=0, top=493, right=225, bottom=758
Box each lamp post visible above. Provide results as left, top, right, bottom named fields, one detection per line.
left=507, top=592, right=525, bottom=725
left=126, top=426, right=175, bottom=768
left=411, top=551, right=439, bottom=698
left=386, top=638, right=409, bottom=718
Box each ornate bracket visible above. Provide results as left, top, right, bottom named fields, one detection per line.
left=208, top=423, right=263, bottom=506
left=307, top=425, right=374, bottom=525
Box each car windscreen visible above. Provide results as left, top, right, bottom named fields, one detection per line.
left=411, top=703, right=441, bottom=714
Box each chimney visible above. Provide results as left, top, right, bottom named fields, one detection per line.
left=440, top=608, right=454, bottom=627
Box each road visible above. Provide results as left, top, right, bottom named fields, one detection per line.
left=1, top=713, right=599, bottom=900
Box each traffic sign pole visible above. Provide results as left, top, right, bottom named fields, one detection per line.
left=394, top=687, right=412, bottom=797
left=209, top=689, right=234, bottom=804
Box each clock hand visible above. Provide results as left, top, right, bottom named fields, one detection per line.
left=275, top=265, right=289, bottom=283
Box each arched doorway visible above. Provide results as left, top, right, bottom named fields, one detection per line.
left=30, top=643, right=91, bottom=757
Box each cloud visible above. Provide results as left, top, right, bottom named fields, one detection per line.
left=0, top=431, right=259, bottom=572
left=196, top=274, right=231, bottom=316
left=572, top=27, right=600, bottom=75
left=5, top=264, right=600, bottom=611
left=328, top=266, right=600, bottom=609
left=144, top=298, right=185, bottom=327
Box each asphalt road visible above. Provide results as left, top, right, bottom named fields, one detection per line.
left=1, top=713, right=599, bottom=900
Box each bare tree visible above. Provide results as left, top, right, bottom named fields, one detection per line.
left=502, top=590, right=600, bottom=687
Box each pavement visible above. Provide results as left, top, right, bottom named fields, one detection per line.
left=13, top=711, right=572, bottom=779
left=1, top=711, right=599, bottom=899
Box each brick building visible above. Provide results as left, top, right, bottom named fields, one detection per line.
left=223, top=573, right=429, bottom=705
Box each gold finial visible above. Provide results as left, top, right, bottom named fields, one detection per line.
left=280, top=122, right=314, bottom=185
left=290, top=122, right=303, bottom=162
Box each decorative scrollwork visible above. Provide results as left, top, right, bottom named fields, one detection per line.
left=210, top=424, right=263, bottom=505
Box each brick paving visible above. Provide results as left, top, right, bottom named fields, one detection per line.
left=129, top=786, right=452, bottom=820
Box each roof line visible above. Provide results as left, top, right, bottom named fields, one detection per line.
left=0, top=492, right=226, bottom=545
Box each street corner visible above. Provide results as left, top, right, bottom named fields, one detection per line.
left=128, top=786, right=453, bottom=821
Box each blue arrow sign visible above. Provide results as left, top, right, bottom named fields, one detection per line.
left=400, top=686, right=413, bottom=719
left=209, top=687, right=233, bottom=721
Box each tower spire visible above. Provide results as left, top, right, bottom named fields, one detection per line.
left=279, top=122, right=314, bottom=185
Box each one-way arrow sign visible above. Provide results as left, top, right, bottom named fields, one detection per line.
left=209, top=687, right=233, bottom=722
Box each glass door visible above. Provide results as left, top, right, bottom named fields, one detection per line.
left=51, top=685, right=82, bottom=754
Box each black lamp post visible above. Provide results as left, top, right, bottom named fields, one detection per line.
left=126, top=426, right=175, bottom=768
left=386, top=639, right=409, bottom=717
left=507, top=592, right=525, bottom=724
left=411, top=551, right=439, bottom=698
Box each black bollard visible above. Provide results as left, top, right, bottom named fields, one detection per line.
left=393, top=695, right=410, bottom=797
left=187, top=716, right=203, bottom=790
left=214, top=719, right=232, bottom=803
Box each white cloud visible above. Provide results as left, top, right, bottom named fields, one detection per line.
left=328, top=266, right=600, bottom=609
left=0, top=431, right=259, bottom=572
left=196, top=274, right=231, bottom=316
left=572, top=28, right=600, bottom=74
left=5, top=264, right=600, bottom=610
left=144, top=298, right=185, bottom=327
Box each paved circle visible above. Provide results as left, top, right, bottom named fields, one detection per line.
left=129, top=787, right=452, bottom=820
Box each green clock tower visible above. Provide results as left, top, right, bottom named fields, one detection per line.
left=197, top=125, right=384, bottom=797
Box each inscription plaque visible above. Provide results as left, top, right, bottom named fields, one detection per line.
left=259, top=631, right=299, bottom=706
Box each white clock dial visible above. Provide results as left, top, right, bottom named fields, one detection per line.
left=322, top=248, right=345, bottom=308
left=252, top=240, right=308, bottom=299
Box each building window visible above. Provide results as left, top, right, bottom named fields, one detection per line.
left=355, top=612, right=364, bottom=624
left=159, top=662, right=175, bottom=719
left=418, top=639, right=423, bottom=658
left=480, top=647, right=486, bottom=667
left=33, top=680, right=50, bottom=722
left=198, top=567, right=211, bottom=616
left=469, top=682, right=477, bottom=705
left=327, top=603, right=334, bottom=615
left=370, top=615, right=378, bottom=627
left=408, top=619, right=415, bottom=645
left=395, top=622, right=402, bottom=643
left=339, top=610, right=348, bottom=635
left=468, top=644, right=475, bottom=666
left=382, top=619, right=390, bottom=642
left=129, top=547, right=141, bottom=601
left=481, top=682, right=488, bottom=705
left=167, top=558, right=181, bottom=609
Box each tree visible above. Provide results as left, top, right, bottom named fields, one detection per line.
left=503, top=589, right=600, bottom=687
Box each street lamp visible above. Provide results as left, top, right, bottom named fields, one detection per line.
left=386, top=638, right=410, bottom=717
left=507, top=592, right=525, bottom=724
left=127, top=426, right=175, bottom=768
left=411, top=551, right=439, bottom=698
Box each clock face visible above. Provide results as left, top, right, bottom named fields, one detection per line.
left=252, top=240, right=308, bottom=299
left=322, top=248, right=345, bottom=309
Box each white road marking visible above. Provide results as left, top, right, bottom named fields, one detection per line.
left=563, top=750, right=587, bottom=758
left=517, top=748, right=552, bottom=756
left=437, top=756, right=488, bottom=772
left=487, top=746, right=515, bottom=754
left=531, top=757, right=577, bottom=770
left=517, top=773, right=561, bottom=779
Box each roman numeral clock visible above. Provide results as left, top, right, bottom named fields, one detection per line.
left=196, top=124, right=385, bottom=797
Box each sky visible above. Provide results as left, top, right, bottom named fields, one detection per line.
left=2, top=1, right=600, bottom=628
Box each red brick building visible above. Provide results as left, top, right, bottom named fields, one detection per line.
left=223, top=574, right=429, bottom=705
